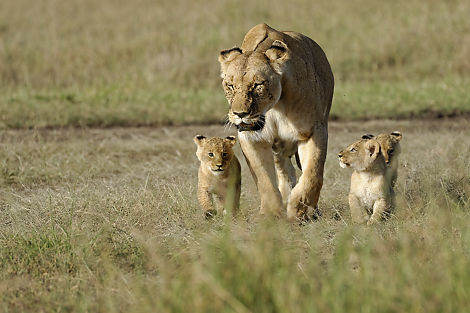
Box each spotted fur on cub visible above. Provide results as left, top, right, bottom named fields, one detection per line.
left=338, top=138, right=394, bottom=225
left=194, top=135, right=241, bottom=218
left=362, top=131, right=402, bottom=188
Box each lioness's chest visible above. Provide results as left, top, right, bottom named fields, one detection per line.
left=266, top=109, right=303, bottom=156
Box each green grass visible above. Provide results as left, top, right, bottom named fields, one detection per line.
left=1, top=76, right=469, bottom=128
left=1, top=120, right=469, bottom=312
left=1, top=0, right=469, bottom=128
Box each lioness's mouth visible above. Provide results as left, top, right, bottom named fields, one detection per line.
left=236, top=115, right=265, bottom=132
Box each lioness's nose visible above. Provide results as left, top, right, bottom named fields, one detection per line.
left=233, top=111, right=249, bottom=118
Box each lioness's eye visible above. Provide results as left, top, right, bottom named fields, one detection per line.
left=350, top=147, right=357, bottom=152
left=208, top=152, right=214, bottom=157
left=253, top=82, right=264, bottom=89
left=222, top=152, right=228, bottom=158
left=388, top=149, right=394, bottom=155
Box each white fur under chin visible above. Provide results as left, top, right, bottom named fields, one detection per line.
left=211, top=170, right=224, bottom=176
left=339, top=161, right=348, bottom=168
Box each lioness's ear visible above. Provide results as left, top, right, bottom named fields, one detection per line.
left=362, top=134, right=375, bottom=140
left=265, top=40, right=288, bottom=62
left=218, top=47, right=242, bottom=64
left=219, top=47, right=242, bottom=76
left=194, top=135, right=206, bottom=147
left=391, top=131, right=402, bottom=141
left=224, top=136, right=236, bottom=146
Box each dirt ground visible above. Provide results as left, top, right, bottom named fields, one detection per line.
left=1, top=117, right=468, bottom=224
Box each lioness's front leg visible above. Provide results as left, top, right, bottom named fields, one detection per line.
left=287, top=123, right=328, bottom=220
left=239, top=137, right=283, bottom=216
left=274, top=154, right=296, bottom=207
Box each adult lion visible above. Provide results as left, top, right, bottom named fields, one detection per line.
left=218, top=23, right=334, bottom=220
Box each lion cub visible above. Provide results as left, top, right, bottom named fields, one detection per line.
left=362, top=131, right=402, bottom=188
left=194, top=135, right=241, bottom=218
left=338, top=138, right=393, bottom=225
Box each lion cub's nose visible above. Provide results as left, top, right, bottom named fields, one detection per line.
left=217, top=164, right=223, bottom=168
left=338, top=153, right=343, bottom=158
left=233, top=111, right=249, bottom=118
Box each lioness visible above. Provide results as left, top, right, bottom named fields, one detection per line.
left=338, top=138, right=393, bottom=225
left=218, top=23, right=334, bottom=219
left=362, top=131, right=402, bottom=188
left=194, top=135, right=241, bottom=218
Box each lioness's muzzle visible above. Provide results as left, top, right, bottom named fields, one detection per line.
left=236, top=115, right=265, bottom=132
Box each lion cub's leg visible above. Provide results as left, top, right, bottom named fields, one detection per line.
left=274, top=154, right=296, bottom=207
left=348, top=193, right=369, bottom=224
left=389, top=158, right=399, bottom=188
left=367, top=198, right=389, bottom=225
left=287, top=125, right=327, bottom=220
left=197, top=182, right=217, bottom=218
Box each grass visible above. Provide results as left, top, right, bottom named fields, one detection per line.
left=1, top=0, right=470, bottom=311
left=1, top=120, right=469, bottom=312
left=1, top=76, right=469, bottom=128
left=0, top=0, right=469, bottom=128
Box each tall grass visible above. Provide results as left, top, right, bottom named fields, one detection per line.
left=0, top=0, right=469, bottom=127
left=1, top=120, right=469, bottom=312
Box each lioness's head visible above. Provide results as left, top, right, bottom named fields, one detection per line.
left=362, top=131, right=402, bottom=165
left=338, top=138, right=382, bottom=171
left=194, top=135, right=236, bottom=175
left=218, top=40, right=289, bottom=132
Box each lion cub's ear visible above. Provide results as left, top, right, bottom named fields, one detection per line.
left=362, top=134, right=375, bottom=140
left=390, top=131, right=402, bottom=141
left=224, top=136, right=237, bottom=146
left=366, top=140, right=381, bottom=159
left=265, top=40, right=288, bottom=62
left=194, top=135, right=207, bottom=147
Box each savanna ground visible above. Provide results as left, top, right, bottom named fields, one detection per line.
left=1, top=0, right=470, bottom=312
left=1, top=119, right=470, bottom=312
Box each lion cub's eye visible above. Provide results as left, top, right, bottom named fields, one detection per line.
left=208, top=152, right=214, bottom=158
left=226, top=83, right=234, bottom=90
left=350, top=147, right=357, bottom=152
left=388, top=148, right=394, bottom=155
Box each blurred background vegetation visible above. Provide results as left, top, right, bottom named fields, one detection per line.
left=0, top=0, right=469, bottom=128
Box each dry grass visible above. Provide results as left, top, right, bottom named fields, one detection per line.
left=0, top=0, right=469, bottom=127
left=1, top=119, right=469, bottom=312
left=1, top=0, right=470, bottom=311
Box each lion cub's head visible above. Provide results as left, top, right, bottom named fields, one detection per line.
left=338, top=138, right=382, bottom=171
left=362, top=131, right=402, bottom=165
left=194, top=135, right=237, bottom=176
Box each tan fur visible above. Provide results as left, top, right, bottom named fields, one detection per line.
left=194, top=135, right=241, bottom=218
left=218, top=23, right=334, bottom=219
left=338, top=138, right=394, bottom=225
left=363, top=131, right=402, bottom=188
